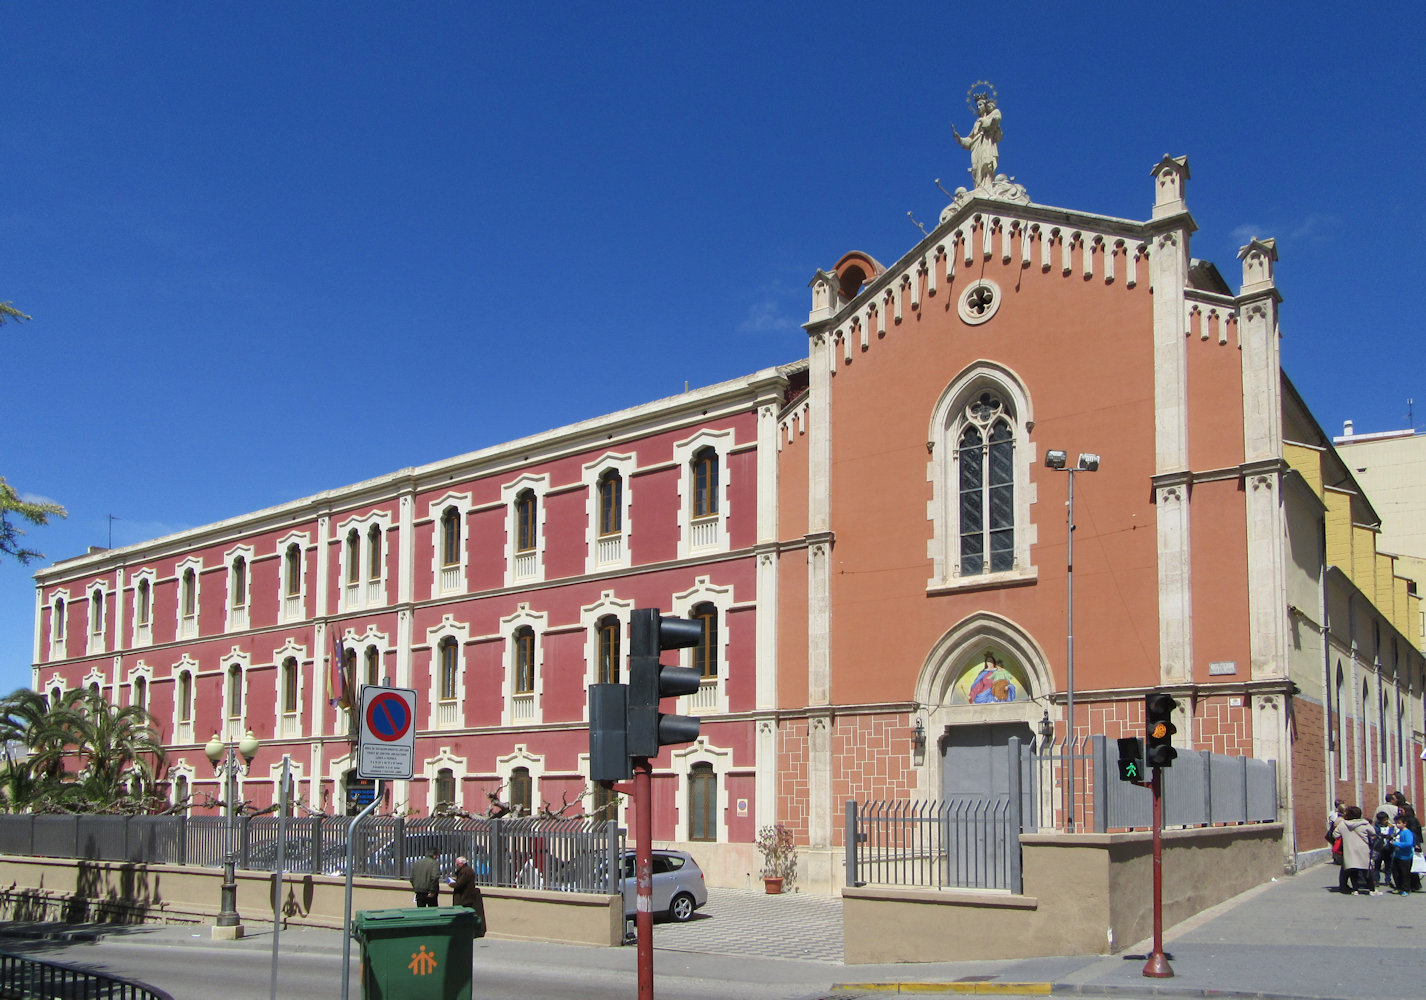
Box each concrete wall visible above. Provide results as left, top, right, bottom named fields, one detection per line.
left=843, top=824, right=1283, bottom=964
left=0, top=855, right=623, bottom=947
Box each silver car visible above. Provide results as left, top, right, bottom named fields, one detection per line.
left=620, top=849, right=707, bottom=922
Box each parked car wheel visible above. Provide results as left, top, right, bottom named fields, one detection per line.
left=668, top=891, right=696, bottom=922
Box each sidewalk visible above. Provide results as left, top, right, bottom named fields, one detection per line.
left=2, top=863, right=1421, bottom=1000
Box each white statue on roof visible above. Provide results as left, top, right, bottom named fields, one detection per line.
left=952, top=82, right=1002, bottom=190
left=941, top=81, right=1029, bottom=221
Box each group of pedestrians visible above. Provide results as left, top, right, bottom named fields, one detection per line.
left=1330, top=791, right=1424, bottom=896
left=409, top=851, right=488, bottom=932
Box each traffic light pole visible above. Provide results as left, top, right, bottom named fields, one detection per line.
left=633, top=757, right=655, bottom=1000
left=1143, top=766, right=1173, bottom=979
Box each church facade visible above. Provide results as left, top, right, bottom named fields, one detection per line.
left=33, top=109, right=1423, bottom=888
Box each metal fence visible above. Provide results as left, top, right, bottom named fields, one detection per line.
left=0, top=950, right=174, bottom=1000
left=847, top=737, right=1278, bottom=892
left=0, top=813, right=624, bottom=894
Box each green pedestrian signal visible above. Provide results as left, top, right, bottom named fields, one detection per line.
left=1116, top=737, right=1145, bottom=783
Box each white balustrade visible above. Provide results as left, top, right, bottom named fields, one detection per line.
left=513, top=551, right=536, bottom=581
left=511, top=694, right=535, bottom=722
left=437, top=699, right=460, bottom=728
left=133, top=623, right=152, bottom=647
left=179, top=615, right=198, bottom=639
left=283, top=595, right=303, bottom=621
left=689, top=679, right=718, bottom=712
left=440, top=565, right=461, bottom=594
left=367, top=579, right=383, bottom=604
left=280, top=713, right=301, bottom=738
left=344, top=583, right=360, bottom=608
left=596, top=534, right=624, bottom=565
left=229, top=607, right=248, bottom=631
left=690, top=517, right=719, bottom=550
left=175, top=721, right=194, bottom=745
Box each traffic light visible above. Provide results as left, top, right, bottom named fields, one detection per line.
left=588, top=682, right=630, bottom=782
left=1144, top=691, right=1178, bottom=767
left=1116, top=737, right=1145, bottom=782
left=627, top=607, right=703, bottom=758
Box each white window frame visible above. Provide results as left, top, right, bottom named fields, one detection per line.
left=173, top=655, right=199, bottom=744
left=86, top=583, right=107, bottom=655
left=500, top=605, right=547, bottom=727
left=222, top=650, right=250, bottom=741
left=422, top=747, right=469, bottom=814
left=583, top=453, right=636, bottom=573
left=426, top=616, right=470, bottom=731
left=81, top=666, right=107, bottom=702
left=927, top=362, right=1038, bottom=590
left=579, top=590, right=634, bottom=718
left=668, top=737, right=733, bottom=844
left=130, top=571, right=156, bottom=648
left=48, top=588, right=70, bottom=661
left=671, top=576, right=734, bottom=716
left=129, top=662, right=153, bottom=711
left=224, top=544, right=254, bottom=633
left=274, top=638, right=307, bottom=739
left=495, top=744, right=544, bottom=818
left=501, top=474, right=550, bottom=587
left=168, top=761, right=196, bottom=810
left=176, top=558, right=203, bottom=639
left=277, top=532, right=309, bottom=623
left=336, top=511, right=393, bottom=611
left=674, top=429, right=733, bottom=558
left=426, top=492, right=472, bottom=597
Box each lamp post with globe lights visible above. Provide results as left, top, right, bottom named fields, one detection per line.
left=205, top=729, right=259, bottom=938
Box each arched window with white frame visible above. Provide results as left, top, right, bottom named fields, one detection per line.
left=672, top=577, right=734, bottom=715
left=673, top=430, right=733, bottom=558
left=278, top=534, right=308, bottom=622
left=927, top=363, right=1037, bottom=589
left=225, top=545, right=253, bottom=632
left=426, top=617, right=469, bottom=731
left=500, top=606, right=547, bottom=726
left=426, top=493, right=471, bottom=598
left=176, top=559, right=202, bottom=639
left=583, top=454, right=636, bottom=573
left=87, top=584, right=107, bottom=655
left=48, top=592, right=69, bottom=660
left=131, top=573, right=155, bottom=647
left=501, top=475, right=549, bottom=587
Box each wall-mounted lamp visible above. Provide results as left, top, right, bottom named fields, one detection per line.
left=1038, top=709, right=1053, bottom=745
left=912, top=717, right=927, bottom=755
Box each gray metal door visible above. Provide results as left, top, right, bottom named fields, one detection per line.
left=939, top=722, right=1033, bottom=889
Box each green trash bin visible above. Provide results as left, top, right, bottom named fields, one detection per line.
left=353, top=906, right=480, bottom=1000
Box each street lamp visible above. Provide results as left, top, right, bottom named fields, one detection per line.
left=1043, top=450, right=1099, bottom=830
left=205, top=729, right=260, bottom=937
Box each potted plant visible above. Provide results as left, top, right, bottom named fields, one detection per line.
left=756, top=823, right=798, bottom=894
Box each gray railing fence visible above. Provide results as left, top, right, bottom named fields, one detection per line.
left=0, top=813, right=624, bottom=894
left=0, top=950, right=174, bottom=1000
left=847, top=736, right=1278, bottom=892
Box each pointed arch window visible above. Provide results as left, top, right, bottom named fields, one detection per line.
left=692, top=603, right=719, bottom=679
left=597, top=616, right=620, bottom=684
left=509, top=766, right=532, bottom=815
left=435, top=768, right=456, bottom=810
left=136, top=580, right=151, bottom=626
left=231, top=557, right=248, bottom=609
left=346, top=530, right=361, bottom=585
left=515, top=490, right=538, bottom=553
left=178, top=672, right=193, bottom=723
left=439, top=637, right=459, bottom=702
left=514, top=626, right=536, bottom=695
left=282, top=657, right=299, bottom=716
left=688, top=762, right=716, bottom=842
left=692, top=447, right=719, bottom=520
left=365, top=646, right=381, bottom=689
left=227, top=663, right=244, bottom=720
left=367, top=524, right=383, bottom=581
left=284, top=545, right=302, bottom=597
left=441, top=508, right=462, bottom=567
left=598, top=471, right=622, bottom=537
left=957, top=394, right=1015, bottom=575
left=54, top=597, right=67, bottom=641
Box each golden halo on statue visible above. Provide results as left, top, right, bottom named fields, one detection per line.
left=966, top=80, right=998, bottom=114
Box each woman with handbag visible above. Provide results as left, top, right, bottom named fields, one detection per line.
left=1332, top=806, right=1374, bottom=894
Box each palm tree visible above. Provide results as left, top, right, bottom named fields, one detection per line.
left=0, top=688, right=165, bottom=813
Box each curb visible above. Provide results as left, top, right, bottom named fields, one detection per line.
left=831, top=984, right=1339, bottom=1000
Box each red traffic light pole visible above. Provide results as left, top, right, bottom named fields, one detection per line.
left=1143, top=766, right=1173, bottom=978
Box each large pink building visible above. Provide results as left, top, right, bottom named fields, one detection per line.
left=33, top=146, right=1424, bottom=891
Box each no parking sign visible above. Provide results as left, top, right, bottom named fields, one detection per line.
left=357, top=686, right=417, bottom=780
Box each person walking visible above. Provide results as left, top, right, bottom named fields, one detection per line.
left=1391, top=814, right=1417, bottom=896
left=1332, top=806, right=1374, bottom=894
left=449, top=855, right=487, bottom=936
left=410, top=850, right=440, bottom=907
left=1372, top=811, right=1395, bottom=891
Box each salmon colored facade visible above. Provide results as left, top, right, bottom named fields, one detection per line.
left=32, top=152, right=1423, bottom=892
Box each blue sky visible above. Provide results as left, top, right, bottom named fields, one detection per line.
left=4, top=3, right=1423, bottom=694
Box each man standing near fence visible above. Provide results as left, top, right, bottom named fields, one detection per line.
left=410, top=850, right=440, bottom=907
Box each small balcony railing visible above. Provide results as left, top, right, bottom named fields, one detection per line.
left=513, top=551, right=537, bottom=581
left=511, top=693, right=535, bottom=723
left=596, top=533, right=624, bottom=565
left=436, top=699, right=460, bottom=728
left=439, top=565, right=462, bottom=594
left=688, top=678, right=718, bottom=712
left=279, top=713, right=302, bottom=738
left=179, top=615, right=198, bottom=639
left=367, top=579, right=384, bottom=604
left=690, top=516, right=719, bottom=550
left=229, top=606, right=249, bottom=631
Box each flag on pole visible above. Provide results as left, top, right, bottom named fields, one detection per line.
left=330, top=631, right=352, bottom=710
